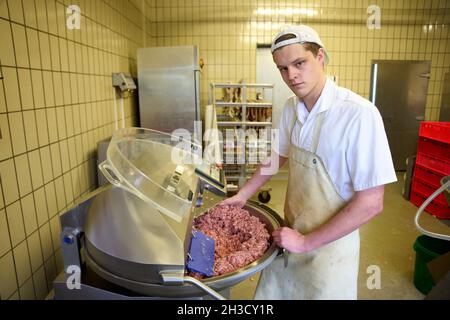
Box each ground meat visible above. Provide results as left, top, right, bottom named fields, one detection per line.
left=188, top=205, right=270, bottom=278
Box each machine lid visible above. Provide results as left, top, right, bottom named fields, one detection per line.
left=99, top=127, right=202, bottom=222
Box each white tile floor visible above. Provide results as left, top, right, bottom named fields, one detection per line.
left=230, top=171, right=449, bottom=299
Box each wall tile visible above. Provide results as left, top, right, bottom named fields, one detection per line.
left=52, top=72, right=63, bottom=106
left=54, top=176, right=65, bottom=210
left=0, top=114, right=13, bottom=161
left=0, top=159, right=19, bottom=205
left=43, top=182, right=57, bottom=219
left=7, top=0, right=24, bottom=24
left=59, top=38, right=69, bottom=73
left=6, top=200, right=25, bottom=247
left=2, top=67, right=21, bottom=112
left=27, top=230, right=43, bottom=273
left=65, top=107, right=74, bottom=138
left=49, top=215, right=60, bottom=252
left=61, top=73, right=71, bottom=105
left=55, top=2, right=66, bottom=38
left=63, top=172, right=73, bottom=204
left=34, top=186, right=48, bottom=227
left=49, top=35, right=61, bottom=71
left=14, top=154, right=32, bottom=197
left=56, top=107, right=67, bottom=141
left=0, top=79, right=5, bottom=113
left=35, top=109, right=49, bottom=147
left=11, top=23, right=29, bottom=68
left=69, top=73, right=78, bottom=105
left=49, top=142, right=62, bottom=177
left=39, top=222, right=53, bottom=261
left=59, top=140, right=70, bottom=173
left=27, top=150, right=43, bottom=192
left=32, top=266, right=48, bottom=299
left=38, top=32, right=51, bottom=71
left=31, top=70, right=47, bottom=109
left=39, top=146, right=53, bottom=183
left=45, top=0, right=58, bottom=35
left=35, top=0, right=48, bottom=32
left=22, top=0, right=37, bottom=28
left=0, top=19, right=16, bottom=66
left=0, top=0, right=9, bottom=19
left=41, top=71, right=55, bottom=107
left=44, top=256, right=56, bottom=289
left=13, top=240, right=32, bottom=286
left=23, top=110, right=39, bottom=151
left=8, top=291, right=19, bottom=300
left=27, top=28, right=41, bottom=69
left=0, top=209, right=11, bottom=257
left=21, top=193, right=37, bottom=236
left=17, top=68, right=34, bottom=110
left=70, top=168, right=80, bottom=201
left=66, top=137, right=76, bottom=170
left=46, top=109, right=58, bottom=144
left=19, top=277, right=36, bottom=300
left=0, top=252, right=18, bottom=299
left=8, top=112, right=27, bottom=155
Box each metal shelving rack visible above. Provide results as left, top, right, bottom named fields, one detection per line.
left=210, top=82, right=273, bottom=202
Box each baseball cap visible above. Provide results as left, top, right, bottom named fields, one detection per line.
left=271, top=25, right=330, bottom=64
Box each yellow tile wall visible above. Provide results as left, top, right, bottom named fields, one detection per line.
left=149, top=0, right=450, bottom=121
left=0, top=0, right=145, bottom=299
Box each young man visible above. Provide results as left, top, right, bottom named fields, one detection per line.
left=220, top=25, right=397, bottom=299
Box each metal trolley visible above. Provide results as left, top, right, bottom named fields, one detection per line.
left=210, top=82, right=274, bottom=203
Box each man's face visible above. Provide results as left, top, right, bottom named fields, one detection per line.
left=273, top=43, right=325, bottom=99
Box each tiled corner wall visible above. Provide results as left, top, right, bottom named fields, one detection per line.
left=0, top=0, right=145, bottom=299
left=152, top=0, right=450, bottom=121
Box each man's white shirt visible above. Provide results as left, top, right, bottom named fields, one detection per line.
left=276, top=79, right=397, bottom=201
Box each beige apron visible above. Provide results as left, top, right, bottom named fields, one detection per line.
left=254, top=111, right=360, bottom=300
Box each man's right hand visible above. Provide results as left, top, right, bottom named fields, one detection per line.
left=218, top=192, right=248, bottom=208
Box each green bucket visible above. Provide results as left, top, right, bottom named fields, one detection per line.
left=413, top=235, right=450, bottom=295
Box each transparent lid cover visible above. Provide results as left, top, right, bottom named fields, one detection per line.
left=99, top=128, right=202, bottom=222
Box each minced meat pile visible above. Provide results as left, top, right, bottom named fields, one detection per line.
left=189, top=205, right=270, bottom=278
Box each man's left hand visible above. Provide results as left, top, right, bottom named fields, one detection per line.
left=272, top=227, right=310, bottom=254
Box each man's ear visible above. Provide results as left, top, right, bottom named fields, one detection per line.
left=317, top=48, right=325, bottom=65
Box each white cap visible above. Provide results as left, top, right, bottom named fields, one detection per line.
left=271, top=25, right=329, bottom=64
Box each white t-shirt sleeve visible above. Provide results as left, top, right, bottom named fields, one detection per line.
left=274, top=98, right=295, bottom=157
left=346, top=105, right=397, bottom=191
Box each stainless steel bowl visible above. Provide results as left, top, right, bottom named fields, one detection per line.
left=84, top=190, right=283, bottom=298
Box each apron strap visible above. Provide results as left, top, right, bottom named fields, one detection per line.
left=311, top=112, right=325, bottom=154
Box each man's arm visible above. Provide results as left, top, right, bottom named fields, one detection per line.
left=273, top=185, right=385, bottom=253
left=220, top=153, right=288, bottom=207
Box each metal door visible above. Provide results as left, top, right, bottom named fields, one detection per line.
left=439, top=72, right=450, bottom=121
left=370, top=60, right=431, bottom=170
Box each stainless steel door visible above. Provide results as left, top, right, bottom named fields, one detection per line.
left=370, top=60, right=430, bottom=170
left=137, top=46, right=200, bottom=135
left=439, top=72, right=450, bottom=121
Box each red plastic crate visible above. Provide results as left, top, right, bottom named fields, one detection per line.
left=417, top=137, right=450, bottom=162
left=411, top=177, right=448, bottom=207
left=416, top=152, right=450, bottom=175
left=410, top=191, right=450, bottom=219
left=413, top=164, right=446, bottom=188
left=419, top=121, right=450, bottom=144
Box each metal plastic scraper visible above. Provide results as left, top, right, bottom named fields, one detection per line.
left=187, top=230, right=215, bottom=277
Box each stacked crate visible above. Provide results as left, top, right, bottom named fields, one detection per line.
left=410, top=122, right=450, bottom=219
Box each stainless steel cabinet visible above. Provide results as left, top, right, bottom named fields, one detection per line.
left=137, top=46, right=201, bottom=138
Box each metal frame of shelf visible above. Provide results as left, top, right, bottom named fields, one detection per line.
left=210, top=82, right=273, bottom=198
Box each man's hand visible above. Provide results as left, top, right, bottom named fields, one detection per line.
left=272, top=227, right=310, bottom=254
left=218, top=192, right=248, bottom=208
